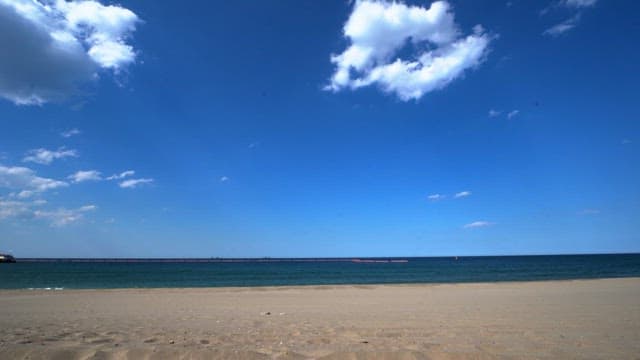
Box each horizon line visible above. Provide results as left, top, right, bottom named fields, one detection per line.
left=12, top=252, right=640, bottom=262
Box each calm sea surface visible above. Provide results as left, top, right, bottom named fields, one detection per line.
left=1, top=254, right=639, bottom=289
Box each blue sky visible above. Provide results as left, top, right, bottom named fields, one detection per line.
left=0, top=0, right=638, bottom=257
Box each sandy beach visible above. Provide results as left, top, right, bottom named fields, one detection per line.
left=0, top=278, right=639, bottom=359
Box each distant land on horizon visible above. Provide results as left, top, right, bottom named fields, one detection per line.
left=12, top=252, right=640, bottom=263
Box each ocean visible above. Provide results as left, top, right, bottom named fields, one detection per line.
left=1, top=254, right=639, bottom=289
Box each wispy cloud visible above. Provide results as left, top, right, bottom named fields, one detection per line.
left=542, top=0, right=595, bottom=37
left=68, top=170, right=102, bottom=183
left=454, top=191, right=472, bottom=198
left=428, top=194, right=446, bottom=201
left=507, top=110, right=520, bottom=119
left=326, top=0, right=491, bottom=101
left=463, top=221, right=493, bottom=229
left=543, top=14, right=580, bottom=37
left=488, top=109, right=502, bottom=118
left=621, top=139, right=632, bottom=145
left=0, top=198, right=95, bottom=227
left=34, top=204, right=96, bottom=227
left=219, top=176, right=229, bottom=183
left=106, top=170, right=135, bottom=180
left=119, top=178, right=153, bottom=189
left=0, top=0, right=140, bottom=105
left=0, top=198, right=36, bottom=220
left=60, top=128, right=81, bottom=138
left=23, top=148, right=78, bottom=165
left=563, top=0, right=597, bottom=8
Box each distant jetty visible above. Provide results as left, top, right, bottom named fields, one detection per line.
left=0, top=253, right=16, bottom=263
left=351, top=259, right=408, bottom=263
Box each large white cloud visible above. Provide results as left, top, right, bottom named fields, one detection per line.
left=0, top=0, right=139, bottom=105
left=326, top=0, right=490, bottom=101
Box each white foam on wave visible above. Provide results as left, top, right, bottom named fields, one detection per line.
left=27, top=287, right=64, bottom=291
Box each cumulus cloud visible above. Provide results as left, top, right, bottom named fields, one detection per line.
left=0, top=164, right=68, bottom=194
left=326, top=0, right=491, bottom=101
left=119, top=178, right=153, bottom=188
left=23, top=147, right=78, bottom=165
left=106, top=170, right=134, bottom=180
left=507, top=110, right=520, bottom=119
left=219, top=176, right=229, bottom=183
left=0, top=0, right=139, bottom=105
left=454, top=191, right=471, bottom=198
left=68, top=169, right=101, bottom=183
left=60, top=128, right=81, bottom=138
left=463, top=220, right=493, bottom=228
left=427, top=194, right=445, bottom=201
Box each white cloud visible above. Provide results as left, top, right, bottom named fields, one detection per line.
left=34, top=204, right=96, bottom=227
left=23, top=147, right=78, bottom=165
left=0, top=198, right=94, bottom=226
left=0, top=0, right=139, bottom=105
left=106, top=170, right=134, bottom=180
left=428, top=193, right=445, bottom=201
left=463, top=220, right=493, bottom=228
left=119, top=178, right=153, bottom=188
left=563, top=0, right=596, bottom=8
left=0, top=198, right=35, bottom=220
left=326, top=0, right=491, bottom=101
left=542, top=0, right=595, bottom=37
left=219, top=176, right=229, bottom=182
left=16, top=190, right=35, bottom=198
left=543, top=14, right=580, bottom=36
left=60, top=128, right=81, bottom=138
left=454, top=191, right=471, bottom=198
left=68, top=170, right=101, bottom=183
left=488, top=109, right=501, bottom=117
left=0, top=164, right=68, bottom=193
left=507, top=110, right=520, bottom=119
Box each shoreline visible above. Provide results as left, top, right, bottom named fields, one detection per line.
left=1, top=277, right=639, bottom=359
left=2, top=275, right=640, bottom=292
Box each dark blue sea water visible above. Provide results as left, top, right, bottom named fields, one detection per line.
left=1, top=254, right=639, bottom=289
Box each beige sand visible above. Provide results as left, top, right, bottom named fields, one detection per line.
left=1, top=278, right=639, bottom=359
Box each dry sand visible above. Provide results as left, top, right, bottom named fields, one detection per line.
left=0, top=278, right=639, bottom=359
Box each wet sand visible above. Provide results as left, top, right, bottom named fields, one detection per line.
left=0, top=278, right=639, bottom=359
